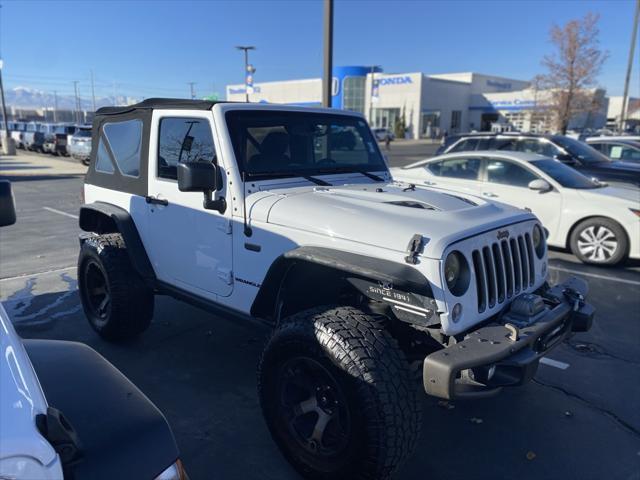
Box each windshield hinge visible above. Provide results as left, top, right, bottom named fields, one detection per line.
left=405, top=234, right=425, bottom=265
left=217, top=267, right=233, bottom=285
left=217, top=218, right=232, bottom=234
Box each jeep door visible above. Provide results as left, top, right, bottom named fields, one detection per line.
left=144, top=111, right=233, bottom=299
left=480, top=157, right=562, bottom=234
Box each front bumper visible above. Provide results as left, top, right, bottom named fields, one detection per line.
left=423, top=276, right=594, bottom=400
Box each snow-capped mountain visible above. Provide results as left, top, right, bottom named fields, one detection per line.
left=5, top=86, right=138, bottom=110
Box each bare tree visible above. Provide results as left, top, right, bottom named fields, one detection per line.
left=540, top=13, right=608, bottom=134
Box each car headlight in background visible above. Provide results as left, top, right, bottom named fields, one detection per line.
left=532, top=224, right=546, bottom=259
left=444, top=251, right=470, bottom=296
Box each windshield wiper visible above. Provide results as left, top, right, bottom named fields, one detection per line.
left=247, top=170, right=331, bottom=186
left=302, top=175, right=331, bottom=186
left=317, top=167, right=386, bottom=182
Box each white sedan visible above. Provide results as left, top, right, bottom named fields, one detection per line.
left=391, top=151, right=640, bottom=266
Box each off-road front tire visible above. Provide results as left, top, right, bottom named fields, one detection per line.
left=258, top=306, right=422, bottom=480
left=78, top=233, right=154, bottom=340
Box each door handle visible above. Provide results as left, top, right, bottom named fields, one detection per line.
left=423, top=180, right=437, bottom=186
left=145, top=195, right=169, bottom=206
left=482, top=192, right=498, bottom=198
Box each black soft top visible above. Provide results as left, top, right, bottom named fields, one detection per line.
left=96, top=97, right=228, bottom=116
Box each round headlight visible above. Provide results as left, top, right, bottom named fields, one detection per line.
left=532, top=224, right=545, bottom=258
left=444, top=251, right=470, bottom=296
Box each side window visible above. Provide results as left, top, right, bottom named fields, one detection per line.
left=493, top=139, right=518, bottom=151
left=486, top=159, right=538, bottom=187
left=95, top=137, right=115, bottom=174
left=428, top=157, right=481, bottom=180
left=449, top=138, right=479, bottom=152
left=103, top=120, right=142, bottom=177
left=620, top=145, right=640, bottom=161
left=158, top=117, right=215, bottom=180
left=589, top=142, right=604, bottom=153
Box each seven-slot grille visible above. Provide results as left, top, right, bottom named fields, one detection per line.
left=471, top=233, right=536, bottom=313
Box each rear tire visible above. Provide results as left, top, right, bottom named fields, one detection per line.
left=570, top=217, right=627, bottom=266
left=258, top=305, right=421, bottom=480
left=78, top=233, right=154, bottom=340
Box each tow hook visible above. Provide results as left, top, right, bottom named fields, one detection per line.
left=505, top=323, right=519, bottom=342
left=563, top=287, right=585, bottom=312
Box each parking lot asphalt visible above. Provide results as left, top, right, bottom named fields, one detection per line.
left=1, top=149, right=639, bottom=480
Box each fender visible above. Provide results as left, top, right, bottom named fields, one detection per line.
left=79, top=202, right=155, bottom=284
left=251, top=246, right=437, bottom=325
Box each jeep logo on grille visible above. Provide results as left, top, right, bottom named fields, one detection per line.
left=497, top=230, right=510, bottom=240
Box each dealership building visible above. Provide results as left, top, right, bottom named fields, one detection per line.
left=226, top=66, right=609, bottom=138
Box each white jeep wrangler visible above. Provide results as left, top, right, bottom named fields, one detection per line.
left=78, top=99, right=594, bottom=479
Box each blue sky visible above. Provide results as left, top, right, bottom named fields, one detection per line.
left=0, top=0, right=637, bottom=101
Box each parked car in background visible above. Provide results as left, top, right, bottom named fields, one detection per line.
left=7, top=121, right=27, bottom=149
left=23, top=122, right=46, bottom=152
left=587, top=138, right=640, bottom=163
left=68, top=125, right=92, bottom=164
left=437, top=132, right=640, bottom=189
left=372, top=127, right=395, bottom=141
left=391, top=151, right=640, bottom=266
left=0, top=180, right=187, bottom=480
left=41, top=124, right=72, bottom=156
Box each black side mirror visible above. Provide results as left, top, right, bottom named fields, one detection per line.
left=177, top=161, right=226, bottom=213
left=177, top=161, right=219, bottom=192
left=554, top=153, right=577, bottom=164
left=0, top=180, right=17, bottom=227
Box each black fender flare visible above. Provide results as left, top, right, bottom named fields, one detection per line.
left=251, top=246, right=436, bottom=323
left=79, top=202, right=155, bottom=283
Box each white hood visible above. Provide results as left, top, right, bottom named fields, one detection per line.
left=577, top=185, right=640, bottom=205
left=248, top=182, right=535, bottom=258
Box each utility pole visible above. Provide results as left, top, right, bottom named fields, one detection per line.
left=322, top=0, right=333, bottom=108
left=188, top=82, right=196, bottom=100
left=73, top=81, right=80, bottom=124
left=235, top=46, right=255, bottom=102
left=90, top=70, right=96, bottom=112
left=53, top=90, right=58, bottom=122
left=620, top=0, right=640, bottom=133
left=0, top=58, right=15, bottom=155
left=368, top=64, right=381, bottom=124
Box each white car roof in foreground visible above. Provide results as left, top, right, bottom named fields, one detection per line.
left=403, top=150, right=548, bottom=169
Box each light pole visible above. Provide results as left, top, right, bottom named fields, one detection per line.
left=235, top=46, right=255, bottom=102
left=0, top=58, right=15, bottom=155
left=369, top=64, right=382, bottom=125
left=188, top=82, right=196, bottom=100
left=620, top=0, right=639, bottom=133
left=322, top=0, right=333, bottom=108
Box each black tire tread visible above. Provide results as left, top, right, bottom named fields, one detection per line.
left=78, top=233, right=153, bottom=340
left=258, top=305, right=422, bottom=480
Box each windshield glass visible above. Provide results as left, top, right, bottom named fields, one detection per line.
left=531, top=159, right=601, bottom=189
left=226, top=110, right=387, bottom=179
left=552, top=136, right=611, bottom=164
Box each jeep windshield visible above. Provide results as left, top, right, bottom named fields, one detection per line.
left=226, top=110, right=388, bottom=180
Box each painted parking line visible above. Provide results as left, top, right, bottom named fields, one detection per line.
left=0, top=266, right=76, bottom=282
left=549, top=265, right=640, bottom=287
left=540, top=357, right=570, bottom=370
left=43, top=207, right=79, bottom=220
